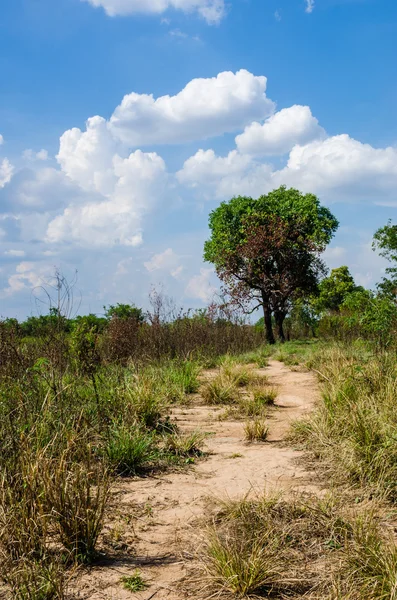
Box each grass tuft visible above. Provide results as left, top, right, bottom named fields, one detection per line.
left=244, top=418, right=269, bottom=442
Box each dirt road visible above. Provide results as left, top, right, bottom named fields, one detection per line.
left=79, top=359, right=320, bottom=600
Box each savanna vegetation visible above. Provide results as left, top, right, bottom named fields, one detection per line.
left=2, top=186, right=397, bottom=599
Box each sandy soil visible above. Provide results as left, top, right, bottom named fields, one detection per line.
left=76, top=359, right=320, bottom=600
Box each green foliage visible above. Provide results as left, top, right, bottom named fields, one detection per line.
left=121, top=571, right=149, bottom=593
left=316, top=266, right=362, bottom=313
left=105, top=424, right=157, bottom=475
left=373, top=220, right=397, bottom=299
left=204, top=187, right=338, bottom=267
left=104, top=303, right=145, bottom=323
left=204, top=186, right=338, bottom=343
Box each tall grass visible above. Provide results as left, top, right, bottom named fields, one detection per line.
left=201, top=491, right=397, bottom=599
left=293, top=344, right=397, bottom=498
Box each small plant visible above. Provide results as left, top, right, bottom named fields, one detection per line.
left=105, top=423, right=157, bottom=475
left=164, top=430, right=206, bottom=457
left=221, top=363, right=252, bottom=387
left=204, top=528, right=280, bottom=596
left=124, top=374, right=167, bottom=429
left=41, top=446, right=110, bottom=564
left=202, top=374, right=238, bottom=405
left=244, top=418, right=269, bottom=442
left=251, top=385, right=277, bottom=406
left=121, top=571, right=149, bottom=593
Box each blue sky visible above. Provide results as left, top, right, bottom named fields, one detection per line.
left=1, top=0, right=397, bottom=318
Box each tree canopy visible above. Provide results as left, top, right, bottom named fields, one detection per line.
left=373, top=220, right=397, bottom=298
left=104, top=303, right=145, bottom=323
left=315, top=266, right=362, bottom=313
left=204, top=186, right=338, bottom=343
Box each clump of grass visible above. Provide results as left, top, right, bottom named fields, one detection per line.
left=234, top=346, right=271, bottom=368
left=163, top=430, right=207, bottom=457
left=200, top=491, right=366, bottom=599
left=4, top=557, right=67, bottom=600
left=251, top=384, right=277, bottom=406
left=221, top=362, right=252, bottom=387
left=105, top=423, right=157, bottom=475
left=121, top=570, right=149, bottom=593
left=338, top=513, right=397, bottom=599
left=205, top=529, right=280, bottom=596
left=41, top=446, right=109, bottom=564
left=244, top=418, right=269, bottom=442
left=124, top=372, right=168, bottom=428
left=238, top=396, right=267, bottom=417
left=202, top=374, right=238, bottom=405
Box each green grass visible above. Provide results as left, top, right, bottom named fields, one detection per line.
left=121, top=571, right=149, bottom=592
left=105, top=424, right=157, bottom=475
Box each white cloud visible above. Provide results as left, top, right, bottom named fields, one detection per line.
left=305, top=0, right=314, bottom=13
left=1, top=261, right=52, bottom=298
left=185, top=267, right=216, bottom=303
left=80, top=0, right=226, bottom=23
left=275, top=134, right=397, bottom=198
left=0, top=134, right=4, bottom=145
left=235, top=105, right=325, bottom=156
left=57, top=116, right=118, bottom=196
left=23, top=149, right=49, bottom=161
left=47, top=150, right=167, bottom=246
left=144, top=248, right=182, bottom=278
left=4, top=249, right=26, bottom=257
left=177, top=148, right=273, bottom=198
left=179, top=133, right=397, bottom=202
left=0, top=159, right=14, bottom=188
left=109, top=70, right=275, bottom=146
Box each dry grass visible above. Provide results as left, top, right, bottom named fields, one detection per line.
left=292, top=344, right=397, bottom=499
left=199, top=490, right=397, bottom=599
left=244, top=418, right=269, bottom=442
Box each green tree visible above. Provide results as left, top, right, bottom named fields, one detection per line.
left=104, top=303, right=145, bottom=323
left=316, top=266, right=362, bottom=313
left=204, top=186, right=338, bottom=344
left=373, top=220, right=397, bottom=299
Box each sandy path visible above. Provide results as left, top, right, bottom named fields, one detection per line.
left=78, top=359, right=320, bottom=600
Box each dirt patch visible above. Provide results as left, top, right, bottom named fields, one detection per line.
left=75, top=359, right=321, bottom=599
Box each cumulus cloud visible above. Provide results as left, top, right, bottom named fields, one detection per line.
left=80, top=0, right=226, bottom=23
left=144, top=248, right=183, bottom=278
left=47, top=150, right=167, bottom=246
left=109, top=70, right=275, bottom=146
left=177, top=148, right=273, bottom=198
left=0, top=159, right=14, bottom=188
left=1, top=261, right=53, bottom=298
left=0, top=134, right=4, bottom=145
left=23, top=149, right=49, bottom=162
left=57, top=116, right=118, bottom=195
left=179, top=134, right=397, bottom=202
left=185, top=268, right=216, bottom=303
left=275, top=134, right=397, bottom=198
left=235, top=105, right=325, bottom=156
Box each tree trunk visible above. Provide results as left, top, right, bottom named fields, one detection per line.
left=262, top=299, right=275, bottom=345
left=275, top=311, right=286, bottom=343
